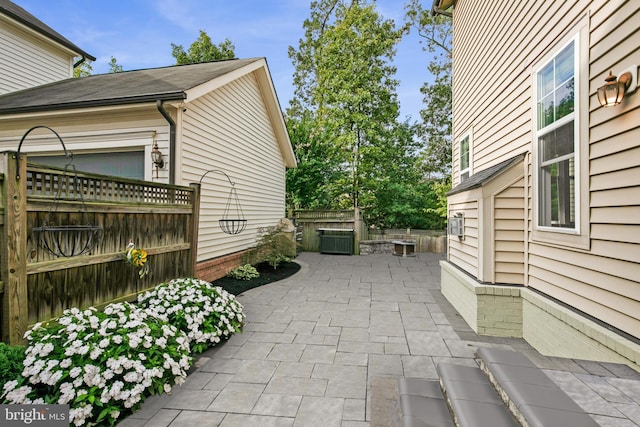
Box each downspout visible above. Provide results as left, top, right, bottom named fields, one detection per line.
left=156, top=100, right=176, bottom=184
left=73, top=56, right=87, bottom=69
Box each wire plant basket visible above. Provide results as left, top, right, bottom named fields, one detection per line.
left=199, top=169, right=247, bottom=235
left=32, top=224, right=103, bottom=258
left=18, top=126, right=103, bottom=257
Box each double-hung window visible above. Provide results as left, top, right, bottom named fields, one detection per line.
left=535, top=37, right=577, bottom=230
left=459, top=133, right=471, bottom=182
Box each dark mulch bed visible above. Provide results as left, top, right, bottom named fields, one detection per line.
left=212, top=261, right=301, bottom=296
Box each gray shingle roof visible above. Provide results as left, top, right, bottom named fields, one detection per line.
left=0, top=0, right=95, bottom=61
left=0, top=58, right=263, bottom=114
left=447, top=153, right=525, bottom=196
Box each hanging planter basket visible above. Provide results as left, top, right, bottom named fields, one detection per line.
left=219, top=219, right=247, bottom=235
left=32, top=225, right=103, bottom=258
left=17, top=126, right=103, bottom=258
left=199, top=169, right=247, bottom=235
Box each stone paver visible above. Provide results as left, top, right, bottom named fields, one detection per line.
left=121, top=252, right=640, bottom=427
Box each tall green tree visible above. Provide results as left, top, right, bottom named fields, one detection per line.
left=171, top=30, right=235, bottom=64
left=108, top=56, right=124, bottom=73
left=288, top=0, right=408, bottom=216
left=362, top=120, right=445, bottom=229
left=285, top=112, right=343, bottom=210
left=405, top=0, right=452, bottom=177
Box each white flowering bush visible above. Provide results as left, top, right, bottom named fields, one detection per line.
left=1, top=302, right=192, bottom=426
left=137, top=278, right=245, bottom=354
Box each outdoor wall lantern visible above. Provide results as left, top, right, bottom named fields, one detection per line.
left=151, top=141, right=165, bottom=178
left=198, top=169, right=247, bottom=235
left=597, top=65, right=638, bottom=107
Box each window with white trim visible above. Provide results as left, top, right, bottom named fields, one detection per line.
left=459, top=133, right=471, bottom=181
left=535, top=37, right=577, bottom=230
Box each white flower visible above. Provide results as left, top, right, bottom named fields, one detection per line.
left=89, top=316, right=100, bottom=328
left=90, top=347, right=103, bottom=360
left=124, top=371, right=139, bottom=383
left=70, top=367, right=82, bottom=378
left=103, top=369, right=114, bottom=380
left=32, top=359, right=45, bottom=373
left=2, top=380, right=18, bottom=394
left=41, top=343, right=55, bottom=357
left=23, top=355, right=36, bottom=367
left=5, top=385, right=33, bottom=404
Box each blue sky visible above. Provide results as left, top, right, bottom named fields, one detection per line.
left=15, top=0, right=431, bottom=120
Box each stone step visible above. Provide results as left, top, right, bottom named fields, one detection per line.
left=398, top=378, right=454, bottom=427
left=476, top=347, right=600, bottom=427
left=437, top=363, right=519, bottom=427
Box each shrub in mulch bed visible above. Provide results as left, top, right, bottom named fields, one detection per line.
left=213, top=261, right=301, bottom=296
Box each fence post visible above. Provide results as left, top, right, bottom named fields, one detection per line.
left=189, top=183, right=201, bottom=277
left=0, top=152, right=28, bottom=344
left=353, top=206, right=361, bottom=255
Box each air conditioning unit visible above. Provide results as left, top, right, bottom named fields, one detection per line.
left=447, top=215, right=464, bottom=238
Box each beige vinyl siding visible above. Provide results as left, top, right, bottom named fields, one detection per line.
left=448, top=192, right=480, bottom=278
left=454, top=0, right=640, bottom=338
left=0, top=16, right=73, bottom=94
left=180, top=73, right=286, bottom=262
left=0, top=106, right=169, bottom=182
left=493, top=178, right=525, bottom=284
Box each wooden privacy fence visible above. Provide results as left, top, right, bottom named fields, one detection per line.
left=367, top=230, right=447, bottom=253
left=0, top=152, right=200, bottom=344
left=292, top=210, right=447, bottom=255
left=292, top=209, right=367, bottom=254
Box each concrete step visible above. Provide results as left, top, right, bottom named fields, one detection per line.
left=437, top=363, right=519, bottom=427
left=398, top=366, right=518, bottom=427
left=398, top=349, right=604, bottom=427
left=398, top=378, right=454, bottom=427
left=476, top=347, right=600, bottom=427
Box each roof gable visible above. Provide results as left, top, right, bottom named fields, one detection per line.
left=0, top=0, right=94, bottom=60
left=0, top=57, right=297, bottom=168
left=0, top=58, right=264, bottom=114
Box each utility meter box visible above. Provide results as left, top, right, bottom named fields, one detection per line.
left=447, top=216, right=464, bottom=238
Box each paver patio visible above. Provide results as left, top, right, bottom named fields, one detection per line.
left=119, top=252, right=640, bottom=426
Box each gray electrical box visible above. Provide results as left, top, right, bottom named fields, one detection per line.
left=447, top=216, right=464, bottom=237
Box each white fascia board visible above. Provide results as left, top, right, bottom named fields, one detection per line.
left=183, top=58, right=265, bottom=102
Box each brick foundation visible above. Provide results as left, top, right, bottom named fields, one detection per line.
left=440, top=259, right=640, bottom=371
left=195, top=250, right=249, bottom=282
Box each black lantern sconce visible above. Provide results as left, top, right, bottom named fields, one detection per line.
left=151, top=141, right=164, bottom=178
left=597, top=65, right=637, bottom=107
